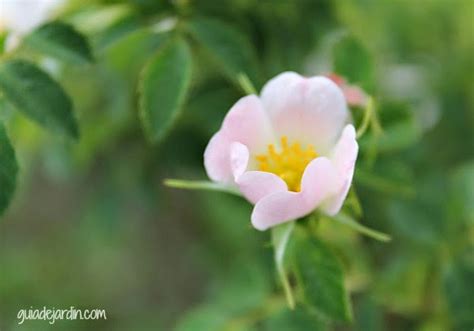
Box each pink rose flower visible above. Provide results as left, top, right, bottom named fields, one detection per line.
left=204, top=72, right=359, bottom=230
left=0, top=0, right=65, bottom=51
left=326, top=73, right=368, bottom=108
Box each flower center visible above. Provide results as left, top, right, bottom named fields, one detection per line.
left=256, top=136, right=318, bottom=192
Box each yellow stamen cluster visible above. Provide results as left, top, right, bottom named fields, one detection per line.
left=256, top=136, right=318, bottom=192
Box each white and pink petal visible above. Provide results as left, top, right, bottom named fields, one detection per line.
left=322, top=124, right=359, bottom=215
left=204, top=95, right=272, bottom=183
left=230, top=142, right=250, bottom=181
left=251, top=157, right=339, bottom=230
left=261, top=72, right=348, bottom=152
left=236, top=171, right=288, bottom=204
left=204, top=132, right=234, bottom=183
left=220, top=95, right=273, bottom=153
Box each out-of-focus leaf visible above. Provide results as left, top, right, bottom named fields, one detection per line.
left=418, top=317, right=450, bottom=331
left=102, top=28, right=168, bottom=79
left=93, top=14, right=141, bottom=50
left=188, top=17, right=259, bottom=85
left=25, top=22, right=93, bottom=65
left=0, top=95, right=15, bottom=122
left=360, top=101, right=420, bottom=155
left=174, top=305, right=257, bottom=331
left=175, top=265, right=268, bottom=331
left=0, top=60, right=78, bottom=139
left=0, top=32, right=6, bottom=53
left=199, top=193, right=261, bottom=259
left=0, top=122, right=18, bottom=217
left=185, top=84, right=238, bottom=136
left=388, top=200, right=441, bottom=246
left=263, top=308, right=326, bottom=331
left=360, top=119, right=421, bottom=153
left=450, top=161, right=474, bottom=225
left=175, top=305, right=230, bottom=331
left=316, top=215, right=373, bottom=293
left=354, top=297, right=384, bottom=331
left=333, top=34, right=374, bottom=91
left=375, top=253, right=429, bottom=314
left=388, top=176, right=447, bottom=246
left=294, top=237, right=353, bottom=322
left=356, top=167, right=416, bottom=198
left=68, top=4, right=132, bottom=36
left=377, top=101, right=413, bottom=126
left=443, top=252, right=474, bottom=331
left=59, top=66, right=131, bottom=167
left=211, top=264, right=270, bottom=315
left=138, top=38, right=192, bottom=143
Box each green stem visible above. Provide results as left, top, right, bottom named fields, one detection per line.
left=370, top=101, right=384, bottom=136
left=163, top=179, right=241, bottom=196
left=356, top=96, right=374, bottom=138
left=347, top=188, right=363, bottom=217
left=332, top=211, right=391, bottom=242
left=271, top=222, right=296, bottom=309
left=237, top=73, right=257, bottom=95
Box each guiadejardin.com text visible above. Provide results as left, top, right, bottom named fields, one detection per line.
left=17, top=306, right=107, bottom=325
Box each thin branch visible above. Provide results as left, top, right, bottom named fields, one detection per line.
left=163, top=179, right=240, bottom=196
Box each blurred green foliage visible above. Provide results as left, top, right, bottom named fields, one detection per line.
left=0, top=0, right=473, bottom=330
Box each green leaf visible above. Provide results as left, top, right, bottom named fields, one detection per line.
left=25, top=22, right=93, bottom=65
left=175, top=304, right=258, bottom=331
left=175, top=265, right=269, bottom=331
left=443, top=252, right=474, bottom=331
left=212, top=264, right=270, bottom=315
left=188, top=17, right=259, bottom=86
left=360, top=119, right=421, bottom=153
left=102, top=28, right=168, bottom=79
left=0, top=60, right=79, bottom=139
left=375, top=253, right=430, bottom=313
left=184, top=84, right=239, bottom=136
left=272, top=221, right=296, bottom=309
left=199, top=193, right=260, bottom=259
left=175, top=305, right=230, bottom=331
left=138, top=38, right=192, bottom=143
left=0, top=32, right=6, bottom=54
left=450, top=161, right=474, bottom=225
left=0, top=95, right=15, bottom=122
left=333, top=35, right=374, bottom=91
left=0, top=122, right=18, bottom=217
left=387, top=177, right=447, bottom=246
left=294, top=237, right=353, bottom=322
left=263, top=308, right=326, bottom=331
left=354, top=297, right=384, bottom=331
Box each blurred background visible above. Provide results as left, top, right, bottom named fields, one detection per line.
left=0, top=0, right=473, bottom=330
